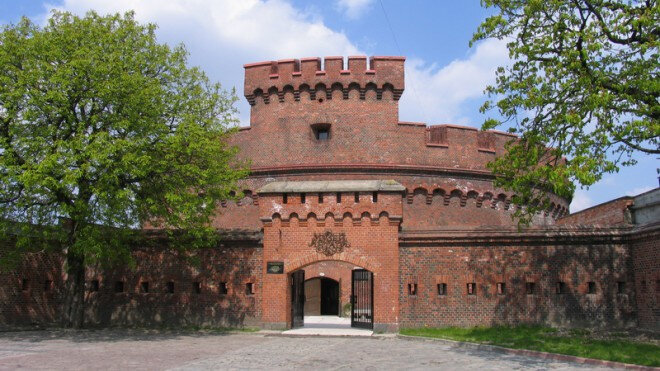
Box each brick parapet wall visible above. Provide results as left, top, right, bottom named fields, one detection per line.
left=630, top=223, right=660, bottom=330
left=557, top=197, right=633, bottom=226
left=0, top=231, right=263, bottom=328
left=399, top=227, right=637, bottom=328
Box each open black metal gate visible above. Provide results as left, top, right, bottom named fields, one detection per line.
left=291, top=270, right=305, bottom=328
left=351, top=269, right=373, bottom=329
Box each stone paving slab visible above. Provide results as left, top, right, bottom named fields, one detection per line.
left=0, top=329, right=616, bottom=370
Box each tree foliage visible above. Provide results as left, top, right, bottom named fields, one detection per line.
left=472, top=0, right=659, bottom=223
left=0, top=11, right=247, bottom=326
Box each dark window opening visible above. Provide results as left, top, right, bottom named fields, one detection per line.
left=617, top=281, right=626, bottom=294
left=336, top=192, right=342, bottom=203
left=21, top=279, right=29, bottom=291
left=90, top=280, right=99, bottom=292
left=587, top=281, right=596, bottom=294
left=300, top=193, right=306, bottom=204
left=354, top=192, right=360, bottom=203
left=140, top=281, right=149, bottom=293
left=372, top=191, right=378, bottom=203
left=467, top=283, right=476, bottom=295
left=166, top=281, right=174, bottom=294
left=556, top=281, right=566, bottom=294
left=656, top=280, right=660, bottom=293
left=114, top=281, right=124, bottom=293
left=44, top=280, right=52, bottom=292
left=318, top=193, right=323, bottom=203
left=246, top=282, right=255, bottom=295
left=641, top=280, right=647, bottom=293
left=408, top=283, right=417, bottom=296
left=526, top=282, right=536, bottom=295
left=219, top=282, right=228, bottom=295
left=283, top=194, right=288, bottom=204
left=193, top=282, right=201, bottom=294
left=497, top=282, right=506, bottom=295
left=437, top=283, right=447, bottom=296
left=316, top=128, right=329, bottom=140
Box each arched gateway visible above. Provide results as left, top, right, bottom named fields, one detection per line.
left=259, top=180, right=403, bottom=332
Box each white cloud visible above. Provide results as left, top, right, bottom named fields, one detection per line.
left=398, top=38, right=510, bottom=125
left=49, top=0, right=360, bottom=125
left=335, top=0, right=374, bottom=20
left=570, top=189, right=593, bottom=213
left=626, top=186, right=654, bottom=196
left=44, top=0, right=509, bottom=129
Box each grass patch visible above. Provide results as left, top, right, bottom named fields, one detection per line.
left=400, top=326, right=660, bottom=367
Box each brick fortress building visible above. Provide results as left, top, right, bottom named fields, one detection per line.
left=2, top=56, right=658, bottom=332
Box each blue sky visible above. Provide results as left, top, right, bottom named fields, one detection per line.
left=2, top=0, right=657, bottom=212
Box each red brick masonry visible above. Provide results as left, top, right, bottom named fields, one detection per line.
left=0, top=56, right=657, bottom=331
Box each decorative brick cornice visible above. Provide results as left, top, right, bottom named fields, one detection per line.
left=398, top=226, right=637, bottom=247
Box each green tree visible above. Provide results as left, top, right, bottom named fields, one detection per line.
left=0, top=11, right=247, bottom=327
left=472, top=0, right=659, bottom=223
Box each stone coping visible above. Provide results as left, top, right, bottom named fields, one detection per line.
left=258, top=180, right=406, bottom=194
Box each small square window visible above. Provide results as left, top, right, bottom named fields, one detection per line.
left=526, top=282, right=536, bottom=295
left=556, top=281, right=566, bottom=295
left=166, top=281, right=174, bottom=294
left=140, top=281, right=149, bottom=293
left=372, top=191, right=378, bottom=203
left=114, top=281, right=124, bottom=293
left=90, top=280, right=99, bottom=292
left=467, top=283, right=476, bottom=295
left=354, top=192, right=360, bottom=203
left=300, top=193, right=306, bottom=204
left=193, top=282, right=201, bottom=294
left=336, top=192, right=342, bottom=203
left=246, top=282, right=255, bottom=295
left=408, top=283, right=417, bottom=296
left=587, top=281, right=596, bottom=294
left=219, top=282, right=228, bottom=295
left=21, top=279, right=29, bottom=291
left=437, top=283, right=447, bottom=296
left=497, top=282, right=506, bottom=295
left=44, top=280, right=52, bottom=292
left=282, top=194, right=288, bottom=204
left=315, top=128, right=329, bottom=140
left=617, top=281, right=626, bottom=294
left=318, top=193, right=323, bottom=203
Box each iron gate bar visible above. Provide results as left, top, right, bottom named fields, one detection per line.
left=351, top=269, right=373, bottom=329
left=291, top=270, right=305, bottom=328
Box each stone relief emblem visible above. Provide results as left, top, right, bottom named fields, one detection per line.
left=309, top=231, right=351, bottom=256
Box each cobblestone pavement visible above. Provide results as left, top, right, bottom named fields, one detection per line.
left=0, top=330, right=615, bottom=370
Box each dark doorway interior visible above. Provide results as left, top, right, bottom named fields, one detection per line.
left=291, top=270, right=305, bottom=328
left=320, top=278, right=339, bottom=315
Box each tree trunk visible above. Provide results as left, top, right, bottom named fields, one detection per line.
left=62, top=252, right=85, bottom=328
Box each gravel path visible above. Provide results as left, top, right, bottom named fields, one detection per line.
left=0, top=330, right=614, bottom=370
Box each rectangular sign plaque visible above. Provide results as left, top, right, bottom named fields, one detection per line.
left=267, top=261, right=284, bottom=274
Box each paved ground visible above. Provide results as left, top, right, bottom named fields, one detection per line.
left=282, top=315, right=373, bottom=336
left=0, top=329, right=615, bottom=370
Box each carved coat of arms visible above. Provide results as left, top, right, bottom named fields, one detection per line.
left=309, top=231, right=351, bottom=256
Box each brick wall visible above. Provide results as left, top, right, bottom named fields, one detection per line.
left=0, top=248, right=64, bottom=327
left=557, top=197, right=633, bottom=226
left=259, top=191, right=401, bottom=331
left=631, top=224, right=660, bottom=330
left=0, top=235, right=263, bottom=328
left=399, top=228, right=637, bottom=328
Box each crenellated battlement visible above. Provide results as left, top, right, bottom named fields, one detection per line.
left=244, top=56, right=405, bottom=105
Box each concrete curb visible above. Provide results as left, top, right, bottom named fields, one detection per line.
left=397, top=334, right=658, bottom=370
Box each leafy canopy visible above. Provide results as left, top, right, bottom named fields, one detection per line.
left=472, top=0, right=659, bottom=223
left=0, top=11, right=247, bottom=267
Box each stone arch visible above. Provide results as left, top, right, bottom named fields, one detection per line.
left=347, top=82, right=361, bottom=99
left=364, top=82, right=378, bottom=100
left=287, top=252, right=375, bottom=273
left=267, top=86, right=278, bottom=103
